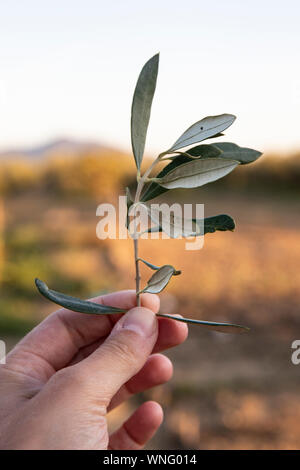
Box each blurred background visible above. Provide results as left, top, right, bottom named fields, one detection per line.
left=1, top=0, right=300, bottom=449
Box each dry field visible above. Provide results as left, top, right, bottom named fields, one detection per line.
left=1, top=186, right=300, bottom=449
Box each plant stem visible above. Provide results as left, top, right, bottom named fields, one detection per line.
left=132, top=151, right=169, bottom=305
left=134, top=151, right=168, bottom=203
left=134, top=238, right=141, bottom=306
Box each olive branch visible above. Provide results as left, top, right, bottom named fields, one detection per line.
left=36, top=54, right=262, bottom=334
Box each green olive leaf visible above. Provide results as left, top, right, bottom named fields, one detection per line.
left=157, top=313, right=249, bottom=334
left=35, top=278, right=125, bottom=314
left=131, top=53, right=159, bottom=170
left=155, top=157, right=239, bottom=189
left=167, top=143, right=222, bottom=160
left=147, top=214, right=235, bottom=237
left=195, top=214, right=235, bottom=234
left=147, top=204, right=200, bottom=238
left=169, top=114, right=236, bottom=152
left=208, top=142, right=263, bottom=164
left=138, top=258, right=161, bottom=270
left=141, top=154, right=190, bottom=202
left=139, top=265, right=181, bottom=294
left=141, top=145, right=222, bottom=202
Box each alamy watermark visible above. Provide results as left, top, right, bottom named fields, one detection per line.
left=0, top=340, right=6, bottom=365
left=291, top=340, right=300, bottom=365
left=96, top=196, right=205, bottom=251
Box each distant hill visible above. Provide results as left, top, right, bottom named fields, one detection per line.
left=0, top=138, right=110, bottom=160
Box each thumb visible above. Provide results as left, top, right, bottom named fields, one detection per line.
left=74, top=307, right=158, bottom=405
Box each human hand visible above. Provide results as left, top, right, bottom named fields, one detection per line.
left=0, top=290, right=188, bottom=449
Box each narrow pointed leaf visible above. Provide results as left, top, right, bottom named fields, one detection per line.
left=157, top=313, right=249, bottom=334
left=139, top=265, right=180, bottom=294
left=148, top=205, right=200, bottom=238
left=210, top=142, right=263, bottom=164
left=198, top=214, right=235, bottom=234
left=169, top=114, right=236, bottom=152
left=138, top=258, right=160, bottom=270
left=156, top=157, right=239, bottom=189
left=147, top=214, right=235, bottom=236
left=35, top=280, right=248, bottom=333
left=141, top=145, right=222, bottom=202
left=35, top=279, right=125, bottom=314
left=131, top=54, right=159, bottom=170
left=141, top=154, right=189, bottom=201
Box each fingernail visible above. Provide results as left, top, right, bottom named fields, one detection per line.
left=122, top=307, right=157, bottom=338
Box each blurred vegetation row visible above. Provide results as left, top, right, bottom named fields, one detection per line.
left=0, top=148, right=299, bottom=336
left=0, top=149, right=135, bottom=199
left=0, top=149, right=300, bottom=198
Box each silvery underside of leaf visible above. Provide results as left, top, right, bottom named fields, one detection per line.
left=156, top=157, right=240, bottom=190
left=169, top=114, right=236, bottom=152
left=139, top=264, right=181, bottom=294
left=131, top=54, right=159, bottom=170
left=147, top=204, right=202, bottom=239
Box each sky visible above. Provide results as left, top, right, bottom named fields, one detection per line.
left=0, top=0, right=299, bottom=155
